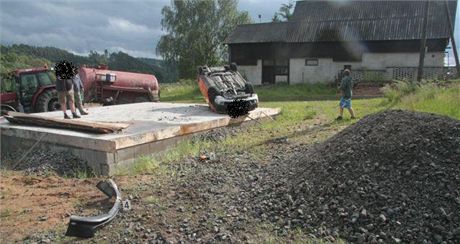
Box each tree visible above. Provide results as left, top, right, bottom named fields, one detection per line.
left=272, top=1, right=294, bottom=22
left=156, top=0, right=251, bottom=78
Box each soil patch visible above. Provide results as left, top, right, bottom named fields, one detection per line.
left=0, top=172, right=103, bottom=242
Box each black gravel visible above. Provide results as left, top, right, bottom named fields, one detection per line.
left=248, top=110, right=460, bottom=243
left=2, top=149, right=94, bottom=177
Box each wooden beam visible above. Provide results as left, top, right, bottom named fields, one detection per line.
left=5, top=112, right=130, bottom=134
left=417, top=0, right=430, bottom=82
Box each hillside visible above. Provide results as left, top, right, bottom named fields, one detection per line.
left=0, top=44, right=178, bottom=82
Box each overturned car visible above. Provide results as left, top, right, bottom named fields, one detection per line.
left=197, top=64, right=258, bottom=116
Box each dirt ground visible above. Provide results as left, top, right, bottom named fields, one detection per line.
left=0, top=174, right=104, bottom=241
left=0, top=116, right=343, bottom=243
left=352, top=83, right=384, bottom=97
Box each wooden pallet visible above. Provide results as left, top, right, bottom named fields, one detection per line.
left=5, top=112, right=130, bottom=134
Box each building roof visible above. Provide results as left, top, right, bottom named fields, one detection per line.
left=226, top=0, right=457, bottom=44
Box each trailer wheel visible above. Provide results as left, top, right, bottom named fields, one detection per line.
left=134, top=96, right=150, bottom=103
left=36, top=89, right=60, bottom=112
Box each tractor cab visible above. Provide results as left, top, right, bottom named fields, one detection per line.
left=0, top=66, right=59, bottom=114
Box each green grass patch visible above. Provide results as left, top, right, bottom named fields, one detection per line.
left=382, top=81, right=460, bottom=120
left=115, top=139, right=214, bottom=175
left=160, top=80, right=337, bottom=103
left=395, top=83, right=460, bottom=120
left=256, top=83, right=336, bottom=102
left=0, top=209, right=11, bottom=218
left=160, top=79, right=202, bottom=103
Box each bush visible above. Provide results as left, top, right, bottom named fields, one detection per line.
left=381, top=80, right=419, bottom=103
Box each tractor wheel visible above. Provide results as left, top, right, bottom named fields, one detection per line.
left=1, top=104, right=16, bottom=116
left=36, top=89, right=60, bottom=112
left=244, top=83, right=254, bottom=94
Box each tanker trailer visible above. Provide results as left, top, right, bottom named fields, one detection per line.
left=79, top=66, right=160, bottom=105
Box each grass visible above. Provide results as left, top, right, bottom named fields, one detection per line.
left=160, top=79, right=336, bottom=103
left=117, top=80, right=459, bottom=175
left=382, top=80, right=460, bottom=120
left=256, top=83, right=336, bottom=102
left=0, top=209, right=11, bottom=218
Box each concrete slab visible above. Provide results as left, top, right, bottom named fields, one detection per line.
left=1, top=102, right=280, bottom=175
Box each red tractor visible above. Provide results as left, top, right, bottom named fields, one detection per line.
left=0, top=65, right=160, bottom=115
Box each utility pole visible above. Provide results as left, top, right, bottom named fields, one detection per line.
left=417, top=0, right=430, bottom=82
left=444, top=0, right=460, bottom=77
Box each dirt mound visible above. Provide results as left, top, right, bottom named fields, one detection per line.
left=251, top=110, right=460, bottom=243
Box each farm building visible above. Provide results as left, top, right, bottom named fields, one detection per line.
left=226, top=0, right=457, bottom=84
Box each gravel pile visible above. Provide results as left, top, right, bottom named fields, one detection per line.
left=250, top=110, right=460, bottom=243
left=3, top=149, right=93, bottom=177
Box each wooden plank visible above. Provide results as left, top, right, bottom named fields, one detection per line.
left=5, top=112, right=130, bottom=134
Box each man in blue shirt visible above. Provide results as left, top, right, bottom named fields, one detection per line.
left=336, top=69, right=356, bottom=120
left=72, top=68, right=88, bottom=115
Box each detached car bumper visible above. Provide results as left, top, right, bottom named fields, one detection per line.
left=65, top=179, right=121, bottom=238
left=213, top=94, right=258, bottom=114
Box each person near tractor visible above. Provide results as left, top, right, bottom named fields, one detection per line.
left=55, top=73, right=80, bottom=119
left=72, top=70, right=89, bottom=115
left=336, top=69, right=356, bottom=120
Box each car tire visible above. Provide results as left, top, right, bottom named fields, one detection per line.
left=230, top=63, right=238, bottom=72
left=244, top=83, right=254, bottom=94
left=207, top=86, right=219, bottom=102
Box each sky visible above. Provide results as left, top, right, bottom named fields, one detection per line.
left=0, top=0, right=459, bottom=65
left=0, top=0, right=285, bottom=59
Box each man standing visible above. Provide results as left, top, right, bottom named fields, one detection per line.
left=336, top=69, right=356, bottom=120
left=72, top=68, right=88, bottom=115
left=55, top=61, right=80, bottom=119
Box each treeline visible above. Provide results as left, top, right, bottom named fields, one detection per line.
left=0, top=44, right=178, bottom=82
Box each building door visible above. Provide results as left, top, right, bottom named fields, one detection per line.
left=262, top=59, right=275, bottom=84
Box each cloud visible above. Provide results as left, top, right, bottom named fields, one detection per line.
left=0, top=0, right=168, bottom=58
left=107, top=17, right=151, bottom=33
left=0, top=0, right=288, bottom=58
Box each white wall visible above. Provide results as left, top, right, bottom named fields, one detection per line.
left=238, top=59, right=262, bottom=85
left=290, top=52, right=445, bottom=84
left=362, top=52, right=444, bottom=69
left=289, top=58, right=362, bottom=84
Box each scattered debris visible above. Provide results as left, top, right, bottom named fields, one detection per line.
left=5, top=112, right=129, bottom=134
left=66, top=179, right=122, bottom=238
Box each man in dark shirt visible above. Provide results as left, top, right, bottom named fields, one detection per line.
left=336, top=69, right=355, bottom=120
left=56, top=75, right=80, bottom=119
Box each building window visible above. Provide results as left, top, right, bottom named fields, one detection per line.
left=305, top=58, right=319, bottom=66
left=263, top=59, right=274, bottom=66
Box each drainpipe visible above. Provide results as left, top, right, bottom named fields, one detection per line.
left=444, top=0, right=460, bottom=77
